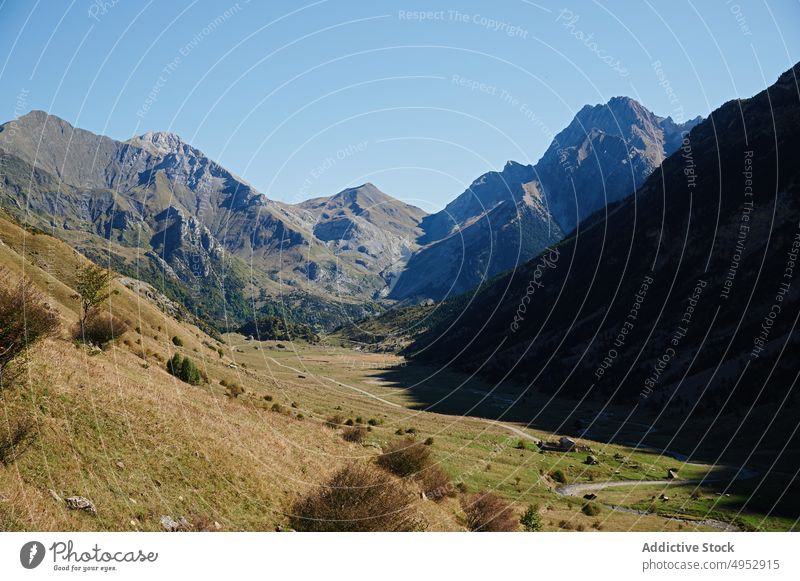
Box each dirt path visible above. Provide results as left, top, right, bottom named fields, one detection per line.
left=266, top=356, right=543, bottom=444
left=555, top=478, right=704, bottom=497
left=555, top=479, right=742, bottom=532
left=266, top=356, right=404, bottom=408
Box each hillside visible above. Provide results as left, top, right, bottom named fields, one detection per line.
left=402, top=64, right=800, bottom=466
left=0, top=114, right=418, bottom=329
left=0, top=210, right=462, bottom=531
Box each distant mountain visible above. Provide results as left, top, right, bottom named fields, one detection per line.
left=391, top=168, right=561, bottom=300
left=390, top=98, right=700, bottom=302
left=0, top=95, right=704, bottom=325
left=0, top=112, right=424, bottom=328
left=536, top=96, right=701, bottom=232
left=295, top=183, right=426, bottom=298
left=406, top=63, right=800, bottom=425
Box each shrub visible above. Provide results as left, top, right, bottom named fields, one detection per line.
left=325, top=414, right=345, bottom=429
left=344, top=418, right=354, bottom=426
left=461, top=492, right=517, bottom=532
left=0, top=270, right=60, bottom=389
left=271, top=403, right=285, bottom=413
left=394, top=428, right=404, bottom=436
left=226, top=383, right=245, bottom=398
left=423, top=437, right=434, bottom=446
left=549, top=469, right=567, bottom=484
left=520, top=504, right=543, bottom=531
left=172, top=336, right=183, bottom=346
left=76, top=312, right=129, bottom=345
left=289, top=464, right=421, bottom=532
left=376, top=437, right=431, bottom=477
left=342, top=426, right=366, bottom=443
left=417, top=465, right=454, bottom=502
left=367, top=418, right=379, bottom=426
left=237, top=315, right=319, bottom=343
left=180, top=357, right=201, bottom=384
left=167, top=353, right=201, bottom=385
left=264, top=395, right=273, bottom=401
left=0, top=419, right=36, bottom=466
left=582, top=502, right=602, bottom=517
left=515, top=439, right=527, bottom=450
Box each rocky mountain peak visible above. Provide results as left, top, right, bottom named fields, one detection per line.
left=131, top=130, right=190, bottom=156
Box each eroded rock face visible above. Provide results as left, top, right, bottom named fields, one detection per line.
left=390, top=98, right=700, bottom=302
left=534, top=97, right=701, bottom=233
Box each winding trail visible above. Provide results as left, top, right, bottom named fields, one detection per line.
left=266, top=356, right=403, bottom=408
left=555, top=478, right=745, bottom=532
left=266, top=356, right=542, bottom=444
left=265, top=349, right=749, bottom=531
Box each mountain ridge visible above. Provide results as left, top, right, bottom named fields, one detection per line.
left=0, top=93, right=704, bottom=324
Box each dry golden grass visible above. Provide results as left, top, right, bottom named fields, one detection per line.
left=0, top=213, right=740, bottom=532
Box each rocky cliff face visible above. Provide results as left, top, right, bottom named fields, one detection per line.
left=535, top=97, right=701, bottom=233
left=391, top=167, right=562, bottom=301
left=390, top=98, right=699, bottom=302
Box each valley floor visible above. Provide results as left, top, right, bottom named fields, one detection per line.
left=0, top=213, right=793, bottom=531
left=218, top=337, right=796, bottom=532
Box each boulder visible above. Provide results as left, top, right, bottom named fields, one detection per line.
left=65, top=496, right=97, bottom=516
left=160, top=515, right=190, bottom=532
left=667, top=468, right=679, bottom=479
left=585, top=454, right=600, bottom=465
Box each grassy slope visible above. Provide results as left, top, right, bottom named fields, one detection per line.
left=0, top=212, right=787, bottom=531
left=0, top=213, right=455, bottom=531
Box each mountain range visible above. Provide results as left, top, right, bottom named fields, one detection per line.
left=381, top=63, right=800, bottom=435
left=0, top=96, right=700, bottom=330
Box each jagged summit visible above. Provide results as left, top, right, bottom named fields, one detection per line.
left=129, top=130, right=190, bottom=156
left=534, top=95, right=702, bottom=232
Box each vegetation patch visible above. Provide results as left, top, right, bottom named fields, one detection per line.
left=461, top=491, right=517, bottom=532
left=289, top=464, right=422, bottom=532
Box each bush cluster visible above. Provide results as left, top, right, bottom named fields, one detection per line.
left=376, top=437, right=431, bottom=477
left=461, top=491, right=518, bottom=532
left=376, top=437, right=454, bottom=502
left=289, top=464, right=421, bottom=532
left=342, top=425, right=367, bottom=443
left=167, top=353, right=202, bottom=385
left=76, top=312, right=129, bottom=345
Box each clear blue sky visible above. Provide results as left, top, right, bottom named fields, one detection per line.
left=0, top=0, right=797, bottom=210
